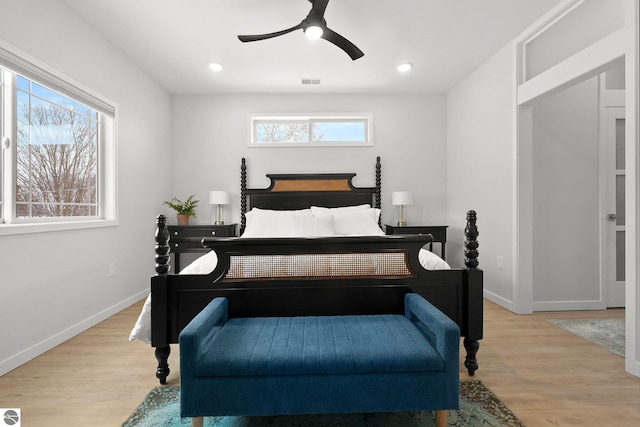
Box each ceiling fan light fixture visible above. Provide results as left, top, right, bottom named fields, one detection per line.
left=305, top=25, right=324, bottom=40
left=209, top=63, right=224, bottom=72
left=397, top=62, right=412, bottom=73
left=237, top=0, right=364, bottom=60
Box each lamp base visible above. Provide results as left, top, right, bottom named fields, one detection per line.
left=215, top=220, right=225, bottom=225
left=397, top=221, right=407, bottom=226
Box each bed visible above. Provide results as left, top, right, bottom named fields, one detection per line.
left=135, top=157, right=483, bottom=384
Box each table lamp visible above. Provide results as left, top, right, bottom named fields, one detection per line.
left=209, top=191, right=230, bottom=225
left=391, top=191, right=413, bottom=226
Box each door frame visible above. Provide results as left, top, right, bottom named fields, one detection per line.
left=513, top=0, right=639, bottom=376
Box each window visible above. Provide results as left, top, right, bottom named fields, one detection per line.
left=249, top=113, right=373, bottom=147
left=16, top=76, right=99, bottom=218
left=1, top=44, right=116, bottom=234
left=0, top=69, right=4, bottom=219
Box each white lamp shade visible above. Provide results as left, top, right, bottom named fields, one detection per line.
left=209, top=190, right=230, bottom=205
left=391, top=191, right=413, bottom=206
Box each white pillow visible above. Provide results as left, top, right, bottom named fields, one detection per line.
left=310, top=204, right=370, bottom=215
left=290, top=215, right=335, bottom=237
left=250, top=207, right=313, bottom=216
left=242, top=208, right=313, bottom=237
left=314, top=207, right=381, bottom=235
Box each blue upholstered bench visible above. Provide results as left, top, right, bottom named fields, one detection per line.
left=179, top=293, right=460, bottom=427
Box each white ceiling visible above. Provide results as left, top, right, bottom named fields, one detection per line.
left=63, top=0, right=562, bottom=95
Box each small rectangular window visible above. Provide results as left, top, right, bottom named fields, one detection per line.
left=249, top=114, right=372, bottom=147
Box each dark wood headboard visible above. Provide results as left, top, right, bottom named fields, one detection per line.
left=240, top=157, right=382, bottom=234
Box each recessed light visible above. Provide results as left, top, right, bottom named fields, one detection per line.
left=209, top=63, right=223, bottom=72
left=397, top=62, right=412, bottom=73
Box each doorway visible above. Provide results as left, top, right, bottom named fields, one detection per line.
left=530, top=76, right=601, bottom=311
left=514, top=0, right=638, bottom=377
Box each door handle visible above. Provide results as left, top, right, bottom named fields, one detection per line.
left=608, top=213, right=617, bottom=221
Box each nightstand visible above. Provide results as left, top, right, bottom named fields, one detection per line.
left=385, top=224, right=448, bottom=260
left=167, top=224, right=237, bottom=271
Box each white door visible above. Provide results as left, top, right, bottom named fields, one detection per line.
left=600, top=98, right=626, bottom=308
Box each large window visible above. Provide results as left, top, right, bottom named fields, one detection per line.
left=249, top=114, right=373, bottom=147
left=16, top=76, right=99, bottom=218
left=0, top=69, right=4, bottom=219
left=1, top=45, right=116, bottom=234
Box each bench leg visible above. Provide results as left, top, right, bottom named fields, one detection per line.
left=435, top=410, right=448, bottom=427
left=192, top=417, right=204, bottom=427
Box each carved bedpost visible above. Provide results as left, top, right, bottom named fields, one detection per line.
left=155, top=214, right=170, bottom=275
left=463, top=209, right=481, bottom=375
left=464, top=210, right=479, bottom=269
left=241, top=157, right=247, bottom=235
left=154, top=214, right=171, bottom=384
left=375, top=156, right=381, bottom=227
left=155, top=346, right=171, bottom=385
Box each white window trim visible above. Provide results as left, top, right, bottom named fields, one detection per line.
left=248, top=112, right=374, bottom=147
left=0, top=40, right=118, bottom=235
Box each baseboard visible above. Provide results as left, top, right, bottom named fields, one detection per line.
left=626, top=358, right=640, bottom=377
left=0, top=289, right=148, bottom=377
left=487, top=293, right=608, bottom=313
left=483, top=289, right=517, bottom=312
left=533, top=299, right=606, bottom=311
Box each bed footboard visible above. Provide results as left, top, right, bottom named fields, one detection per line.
left=150, top=211, right=482, bottom=384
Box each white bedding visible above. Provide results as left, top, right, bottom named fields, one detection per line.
left=129, top=205, right=450, bottom=343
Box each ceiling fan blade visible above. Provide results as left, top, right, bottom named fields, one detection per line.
left=321, top=27, right=364, bottom=60
left=309, top=0, right=330, bottom=16
left=238, top=23, right=302, bottom=42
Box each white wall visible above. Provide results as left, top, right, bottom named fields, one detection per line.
left=446, top=44, right=516, bottom=306
left=169, top=93, right=450, bottom=243
left=531, top=77, right=601, bottom=309
left=446, top=1, right=633, bottom=315
left=0, top=0, right=171, bottom=375
left=511, top=0, right=639, bottom=375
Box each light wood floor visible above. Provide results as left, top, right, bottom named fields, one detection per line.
left=0, top=299, right=638, bottom=426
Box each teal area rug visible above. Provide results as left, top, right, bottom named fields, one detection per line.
left=547, top=318, right=625, bottom=357
left=122, top=381, right=525, bottom=427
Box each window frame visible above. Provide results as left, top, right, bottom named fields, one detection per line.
left=0, top=68, right=4, bottom=220
left=248, top=113, right=373, bottom=147
left=0, top=42, right=117, bottom=236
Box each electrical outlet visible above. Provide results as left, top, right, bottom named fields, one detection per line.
left=108, top=263, right=116, bottom=277
left=497, top=256, right=504, bottom=270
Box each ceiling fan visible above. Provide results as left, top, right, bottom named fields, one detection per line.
left=238, top=0, right=364, bottom=61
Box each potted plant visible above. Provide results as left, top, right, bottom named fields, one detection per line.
left=164, top=194, right=199, bottom=225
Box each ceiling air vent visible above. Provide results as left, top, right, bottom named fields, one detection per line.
left=301, top=78, right=321, bottom=85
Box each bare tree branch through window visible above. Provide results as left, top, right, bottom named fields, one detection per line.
left=16, top=87, right=98, bottom=218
